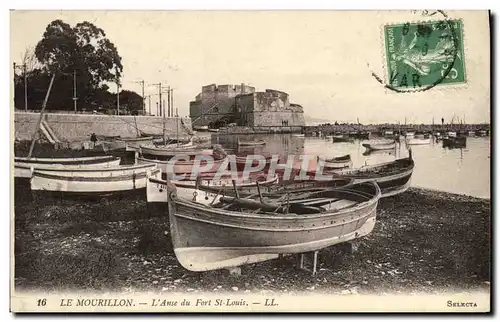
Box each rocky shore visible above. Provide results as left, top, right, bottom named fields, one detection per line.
left=14, top=187, right=490, bottom=295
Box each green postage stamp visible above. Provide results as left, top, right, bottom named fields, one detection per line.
left=384, top=19, right=466, bottom=90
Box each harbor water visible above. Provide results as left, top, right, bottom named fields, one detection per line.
left=215, top=134, right=491, bottom=199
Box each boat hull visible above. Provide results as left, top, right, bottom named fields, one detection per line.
left=137, top=156, right=227, bottom=176
left=30, top=165, right=161, bottom=195
left=14, top=156, right=122, bottom=179
left=362, top=142, right=396, bottom=151
left=332, top=157, right=414, bottom=198
left=167, top=182, right=380, bottom=271
left=406, top=138, right=431, bottom=145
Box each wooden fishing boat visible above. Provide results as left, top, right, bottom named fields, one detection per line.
left=147, top=171, right=280, bottom=207
left=332, top=135, right=354, bottom=143
left=349, top=131, right=370, bottom=140
left=442, top=136, right=467, bottom=148
left=166, top=180, right=381, bottom=271
left=234, top=153, right=273, bottom=169
left=237, top=138, right=266, bottom=147
left=99, top=136, right=154, bottom=152
left=405, top=131, right=415, bottom=138
left=406, top=137, right=431, bottom=145
left=362, top=141, right=396, bottom=151
left=477, top=130, right=487, bottom=137
left=136, top=154, right=226, bottom=176
left=317, top=154, right=352, bottom=169
left=208, top=128, right=220, bottom=133
left=140, top=142, right=204, bottom=159
left=15, top=155, right=121, bottom=177
left=30, top=163, right=161, bottom=197
left=193, top=125, right=209, bottom=131
left=122, top=136, right=154, bottom=151
left=14, top=156, right=122, bottom=179
left=330, top=152, right=414, bottom=198
left=447, top=131, right=457, bottom=138
left=292, top=133, right=305, bottom=137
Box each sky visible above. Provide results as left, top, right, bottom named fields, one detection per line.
left=9, top=10, right=491, bottom=124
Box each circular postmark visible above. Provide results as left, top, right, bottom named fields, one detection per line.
left=372, top=10, right=463, bottom=93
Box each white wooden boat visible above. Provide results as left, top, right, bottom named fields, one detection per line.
left=317, top=154, right=352, bottom=169
left=122, top=136, right=154, bottom=151
left=147, top=172, right=279, bottom=206
left=447, top=131, right=457, bottom=138
left=97, top=136, right=153, bottom=152
left=208, top=128, right=220, bottom=133
left=30, top=163, right=161, bottom=196
left=193, top=125, right=209, bottom=131
left=332, top=153, right=414, bottom=198
left=362, top=141, right=396, bottom=151
left=140, top=140, right=197, bottom=158
left=406, top=137, right=431, bottom=145
left=237, top=138, right=266, bottom=147
left=292, top=134, right=305, bottom=137
left=166, top=181, right=381, bottom=271
left=14, top=156, right=122, bottom=179
left=137, top=154, right=226, bottom=175
left=405, top=131, right=415, bottom=138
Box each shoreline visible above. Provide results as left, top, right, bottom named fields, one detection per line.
left=14, top=187, right=490, bottom=294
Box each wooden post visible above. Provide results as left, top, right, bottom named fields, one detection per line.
left=232, top=180, right=240, bottom=199
left=27, top=73, right=56, bottom=159
left=256, top=180, right=263, bottom=203
left=23, top=64, right=28, bottom=112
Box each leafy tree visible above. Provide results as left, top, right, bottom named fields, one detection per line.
left=16, top=19, right=123, bottom=110
left=119, top=90, right=143, bottom=113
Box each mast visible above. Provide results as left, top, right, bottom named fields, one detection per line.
left=28, top=73, right=56, bottom=159
left=176, top=108, right=179, bottom=147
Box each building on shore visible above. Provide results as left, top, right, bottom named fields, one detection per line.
left=189, top=83, right=305, bottom=131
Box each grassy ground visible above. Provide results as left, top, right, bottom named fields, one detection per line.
left=14, top=185, right=490, bottom=295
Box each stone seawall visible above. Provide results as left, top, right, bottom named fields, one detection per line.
left=14, top=112, right=192, bottom=142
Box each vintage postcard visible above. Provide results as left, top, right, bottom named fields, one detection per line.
left=10, top=9, right=491, bottom=313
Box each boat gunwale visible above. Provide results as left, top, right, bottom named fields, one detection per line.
left=14, top=155, right=119, bottom=164
left=170, top=181, right=381, bottom=221
left=23, top=162, right=157, bottom=173
left=32, top=167, right=161, bottom=182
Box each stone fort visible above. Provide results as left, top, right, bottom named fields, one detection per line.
left=189, top=83, right=305, bottom=130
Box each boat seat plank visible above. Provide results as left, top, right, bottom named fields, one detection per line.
left=320, top=200, right=358, bottom=211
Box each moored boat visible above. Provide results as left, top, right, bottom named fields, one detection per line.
left=30, top=163, right=161, bottom=197
left=443, top=136, right=467, bottom=148
left=147, top=171, right=280, bottom=207
left=193, top=125, right=209, bottom=131
left=329, top=152, right=414, bottom=198
left=332, top=135, right=354, bottom=143
left=237, top=138, right=266, bottom=147
left=317, top=154, right=352, bottom=169
left=14, top=156, right=122, bottom=179
left=140, top=143, right=206, bottom=159
left=362, top=140, right=396, bottom=151
left=406, top=137, right=431, bottom=145
left=292, top=133, right=305, bottom=137
left=122, top=136, right=154, bottom=151
left=137, top=153, right=226, bottom=176
left=166, top=180, right=381, bottom=271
